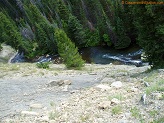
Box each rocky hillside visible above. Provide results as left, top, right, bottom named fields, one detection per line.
left=0, top=63, right=163, bottom=123
left=0, top=0, right=164, bottom=67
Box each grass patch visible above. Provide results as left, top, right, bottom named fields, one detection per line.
left=130, top=106, right=140, bottom=118
left=111, top=105, right=122, bottom=115
left=153, top=116, right=164, bottom=123
left=49, top=111, right=59, bottom=120
left=146, top=79, right=164, bottom=95
left=149, top=110, right=158, bottom=117
left=36, top=62, right=50, bottom=69
left=108, top=93, right=124, bottom=101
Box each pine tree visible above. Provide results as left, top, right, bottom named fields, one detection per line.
left=0, top=12, right=23, bottom=50
left=54, top=28, right=85, bottom=69
left=67, top=15, right=86, bottom=47
left=132, top=4, right=164, bottom=68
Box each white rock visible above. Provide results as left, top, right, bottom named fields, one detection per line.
left=37, top=116, right=49, bottom=122
left=98, top=101, right=111, bottom=109
left=96, top=84, right=111, bottom=91
left=130, top=87, right=138, bottom=92
left=111, top=81, right=122, bottom=88
left=21, top=111, right=39, bottom=116
left=30, top=103, right=43, bottom=109
left=111, top=98, right=120, bottom=105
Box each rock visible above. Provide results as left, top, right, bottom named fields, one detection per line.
left=140, top=93, right=146, bottom=104
left=152, top=93, right=163, bottom=100
left=63, top=80, right=72, bottom=85
left=21, top=111, right=39, bottom=116
left=111, top=98, right=120, bottom=105
left=130, top=87, right=138, bottom=92
left=0, top=44, right=16, bottom=63
left=144, top=82, right=150, bottom=87
left=111, top=81, right=122, bottom=89
left=96, top=84, right=111, bottom=91
left=30, top=103, right=43, bottom=109
left=98, top=101, right=111, bottom=110
left=36, top=116, right=49, bottom=122
left=89, top=73, right=97, bottom=75
left=56, top=80, right=64, bottom=86
left=48, top=80, right=72, bottom=87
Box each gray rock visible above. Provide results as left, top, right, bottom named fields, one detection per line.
left=48, top=80, right=72, bottom=87
left=144, top=82, right=150, bottom=87
left=63, top=80, right=72, bottom=85
left=96, top=84, right=111, bottom=91
left=141, top=93, right=146, bottom=104
left=30, top=103, right=43, bottom=109
left=0, top=44, right=16, bottom=63
left=111, top=81, right=122, bottom=89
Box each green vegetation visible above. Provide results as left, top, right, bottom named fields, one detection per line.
left=108, top=93, right=124, bottom=101
left=111, top=105, right=122, bottom=115
left=0, top=0, right=163, bottom=68
left=130, top=106, right=140, bottom=118
left=54, top=29, right=85, bottom=69
left=36, top=62, right=50, bottom=69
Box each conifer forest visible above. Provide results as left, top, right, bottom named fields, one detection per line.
left=0, top=0, right=164, bottom=68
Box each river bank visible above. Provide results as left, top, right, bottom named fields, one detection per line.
left=0, top=63, right=164, bottom=123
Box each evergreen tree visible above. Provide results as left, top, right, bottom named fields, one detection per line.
left=57, top=0, right=70, bottom=22
left=0, top=12, right=23, bottom=50
left=114, top=17, right=131, bottom=49
left=67, top=15, right=86, bottom=47
left=132, top=4, right=164, bottom=68
left=54, top=28, right=85, bottom=69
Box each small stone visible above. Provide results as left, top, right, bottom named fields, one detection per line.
left=141, top=93, right=146, bottom=104
left=30, top=103, right=43, bottom=109
left=57, top=80, right=64, bottom=86
left=89, top=73, right=97, bottom=75
left=111, top=98, right=120, bottom=105
left=96, top=84, right=111, bottom=91
left=37, top=116, right=49, bottom=122
left=21, top=111, right=39, bottom=116
left=144, top=82, right=150, bottom=87
left=111, top=81, right=122, bottom=88
left=63, top=80, right=72, bottom=85
left=130, top=87, right=138, bottom=92
left=98, top=101, right=111, bottom=110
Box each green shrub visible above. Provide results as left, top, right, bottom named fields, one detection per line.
left=54, top=28, right=85, bottom=69
left=36, top=62, right=50, bottom=69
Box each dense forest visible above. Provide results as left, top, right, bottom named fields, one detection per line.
left=0, top=0, right=164, bottom=68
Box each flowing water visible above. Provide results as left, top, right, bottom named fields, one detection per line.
left=80, top=46, right=144, bottom=66
left=11, top=45, right=145, bottom=67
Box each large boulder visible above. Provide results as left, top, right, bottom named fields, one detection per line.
left=0, top=44, right=16, bottom=63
